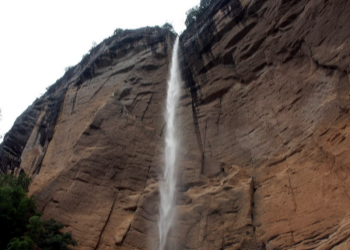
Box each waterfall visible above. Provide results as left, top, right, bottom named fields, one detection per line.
left=158, top=36, right=181, bottom=250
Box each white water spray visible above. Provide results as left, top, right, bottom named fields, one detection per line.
left=158, top=37, right=181, bottom=250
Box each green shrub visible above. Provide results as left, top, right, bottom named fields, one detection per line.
left=26, top=216, right=44, bottom=242
left=162, top=22, right=175, bottom=33
left=0, top=173, right=36, bottom=249
left=0, top=173, right=77, bottom=250
left=82, top=53, right=89, bottom=61
left=113, top=28, right=123, bottom=36
left=199, top=0, right=212, bottom=10
left=38, top=219, right=76, bottom=250
left=185, top=0, right=217, bottom=27
left=89, top=41, right=97, bottom=53
left=64, top=66, right=73, bottom=72
left=7, top=236, right=33, bottom=250
left=185, top=6, right=200, bottom=27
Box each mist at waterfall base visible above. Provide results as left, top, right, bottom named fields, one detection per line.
left=158, top=37, right=181, bottom=250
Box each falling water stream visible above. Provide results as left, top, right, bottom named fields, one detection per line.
left=158, top=37, right=181, bottom=250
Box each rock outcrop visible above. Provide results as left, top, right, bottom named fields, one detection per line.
left=1, top=27, right=176, bottom=250
left=1, top=0, right=350, bottom=249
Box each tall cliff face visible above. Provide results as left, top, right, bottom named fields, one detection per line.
left=1, top=28, right=176, bottom=250
left=1, top=0, right=350, bottom=249
left=178, top=0, right=350, bottom=249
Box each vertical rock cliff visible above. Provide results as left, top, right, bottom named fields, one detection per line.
left=1, top=0, right=350, bottom=249
left=1, top=27, right=176, bottom=250
left=178, top=0, right=350, bottom=249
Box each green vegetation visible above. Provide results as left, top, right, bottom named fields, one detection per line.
left=162, top=22, right=175, bottom=33
left=64, top=66, right=73, bottom=72
left=113, top=28, right=123, bottom=36
left=89, top=41, right=97, bottom=54
left=81, top=53, right=89, bottom=61
left=185, top=0, right=217, bottom=27
left=0, top=173, right=35, bottom=250
left=0, top=173, right=77, bottom=250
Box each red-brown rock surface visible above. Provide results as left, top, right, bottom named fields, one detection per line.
left=1, top=0, right=350, bottom=249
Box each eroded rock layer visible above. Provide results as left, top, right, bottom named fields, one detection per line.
left=1, top=0, right=350, bottom=249
left=179, top=0, right=350, bottom=249
left=1, top=28, right=176, bottom=250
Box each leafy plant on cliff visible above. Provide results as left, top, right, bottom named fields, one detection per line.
left=0, top=173, right=35, bottom=249
left=185, top=0, right=217, bottom=27
left=89, top=41, right=97, bottom=54
left=64, top=66, right=73, bottom=73
left=7, top=217, right=76, bottom=250
left=113, top=28, right=123, bottom=36
left=0, top=173, right=77, bottom=250
left=162, top=22, right=175, bottom=32
left=82, top=53, right=89, bottom=61
left=185, top=6, right=200, bottom=27
left=36, top=219, right=76, bottom=250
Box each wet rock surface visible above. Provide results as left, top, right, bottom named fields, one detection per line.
left=1, top=0, right=350, bottom=249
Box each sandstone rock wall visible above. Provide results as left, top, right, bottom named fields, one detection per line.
left=1, top=0, right=350, bottom=249
left=178, top=0, right=350, bottom=249
left=1, top=28, right=176, bottom=250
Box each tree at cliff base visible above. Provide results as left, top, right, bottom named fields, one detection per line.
left=0, top=173, right=77, bottom=250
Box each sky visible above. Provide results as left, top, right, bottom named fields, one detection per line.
left=0, top=0, right=199, bottom=142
